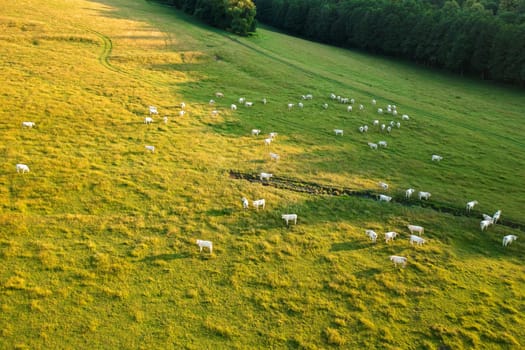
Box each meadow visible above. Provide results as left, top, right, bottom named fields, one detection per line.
left=0, top=0, right=524, bottom=348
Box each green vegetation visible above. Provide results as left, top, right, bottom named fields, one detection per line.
left=0, top=0, right=524, bottom=348
left=254, top=0, right=525, bottom=85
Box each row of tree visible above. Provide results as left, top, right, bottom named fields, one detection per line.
left=157, top=0, right=257, bottom=36
left=254, top=0, right=525, bottom=86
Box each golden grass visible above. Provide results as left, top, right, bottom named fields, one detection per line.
left=0, top=0, right=524, bottom=348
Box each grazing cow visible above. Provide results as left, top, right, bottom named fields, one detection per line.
left=196, top=239, right=213, bottom=254
left=22, top=121, right=36, bottom=128
left=241, top=197, right=249, bottom=209
left=359, top=104, right=364, bottom=111
left=211, top=110, right=219, bottom=116
left=260, top=172, right=273, bottom=181
left=502, top=235, right=517, bottom=247
left=16, top=164, right=30, bottom=173
left=480, top=220, right=492, bottom=231
left=396, top=122, right=401, bottom=128
left=145, top=145, right=155, bottom=153
left=368, top=142, right=378, bottom=150
left=378, top=108, right=384, bottom=114
left=231, top=104, right=237, bottom=111
left=390, top=255, right=407, bottom=267
left=180, top=102, right=186, bottom=109
left=410, top=235, right=425, bottom=246
left=365, top=229, right=378, bottom=243
left=418, top=191, right=431, bottom=200
left=378, top=194, right=392, bottom=202
left=179, top=110, right=186, bottom=117
left=432, top=155, right=443, bottom=162
left=269, top=152, right=280, bottom=161
left=407, top=225, right=424, bottom=235
left=251, top=129, right=261, bottom=136
left=406, top=188, right=415, bottom=199
left=269, top=132, right=278, bottom=139
left=253, top=199, right=266, bottom=210
left=372, top=99, right=377, bottom=105
left=385, top=231, right=398, bottom=243
left=379, top=182, right=389, bottom=190
left=215, top=92, right=224, bottom=98
left=466, top=200, right=478, bottom=212
left=288, top=103, right=295, bottom=110
left=347, top=105, right=353, bottom=112
left=238, top=97, right=245, bottom=104
left=378, top=141, right=387, bottom=148
left=262, top=98, right=267, bottom=104
left=163, top=116, right=168, bottom=124
left=402, top=114, right=410, bottom=120
left=282, top=214, right=298, bottom=225
left=245, top=101, right=253, bottom=107
left=264, top=138, right=272, bottom=146
left=334, top=129, right=344, bottom=136
left=144, top=117, right=153, bottom=124
left=149, top=106, right=158, bottom=115
left=482, top=214, right=493, bottom=222
left=373, top=120, right=379, bottom=126
left=492, top=210, right=501, bottom=224
left=322, top=103, right=328, bottom=109
left=298, top=102, right=304, bottom=108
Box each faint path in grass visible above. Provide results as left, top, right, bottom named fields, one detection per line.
left=229, top=170, right=525, bottom=231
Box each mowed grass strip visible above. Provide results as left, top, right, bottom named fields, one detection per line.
left=0, top=0, right=524, bottom=349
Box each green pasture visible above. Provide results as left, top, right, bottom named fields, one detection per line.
left=0, top=0, right=524, bottom=348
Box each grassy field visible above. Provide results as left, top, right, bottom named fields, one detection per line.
left=1, top=0, right=524, bottom=348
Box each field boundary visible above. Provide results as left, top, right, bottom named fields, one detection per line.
left=229, top=170, right=524, bottom=231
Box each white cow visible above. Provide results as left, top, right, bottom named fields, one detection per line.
left=365, top=229, right=378, bottom=243
left=251, top=129, right=261, bottom=136
left=347, top=105, right=353, bottom=112
left=406, top=188, right=415, bottom=199
left=16, top=163, right=30, bottom=173
left=264, top=138, right=272, bottom=146
left=407, top=225, right=424, bottom=235
left=502, top=235, right=517, bottom=247
left=402, top=114, right=410, bottom=120
left=269, top=132, right=278, bottom=139
left=466, top=200, right=478, bottom=212
left=378, top=194, right=392, bottom=202
left=210, top=110, right=219, bottom=116
left=145, top=145, right=155, bottom=153
left=385, top=231, right=398, bottom=243
left=149, top=106, right=158, bottom=115
left=480, top=220, right=492, bottom=231
left=379, top=182, right=389, bottom=190
left=163, top=116, right=168, bottom=124
left=282, top=214, right=298, bottom=225
left=241, top=197, right=249, bottom=209
left=215, top=92, right=224, bottom=98
left=269, top=152, right=280, bottom=161
left=372, top=99, right=377, bottom=105
left=180, top=102, right=186, bottom=109
left=492, top=210, right=501, bottom=224
left=22, top=121, right=36, bottom=128
left=298, top=102, right=304, bottom=108
left=373, top=120, right=379, bottom=126
left=253, top=199, right=266, bottom=210
left=432, top=155, right=443, bottom=162
left=378, top=108, right=384, bottom=114
left=287, top=103, right=295, bottom=110
left=410, top=235, right=426, bottom=246
left=196, top=239, right=213, bottom=254
left=368, top=142, right=378, bottom=150
left=334, top=129, right=344, bottom=136
left=231, top=104, right=237, bottom=111
left=418, top=191, right=431, bottom=200
left=378, top=141, right=387, bottom=148
left=390, top=255, right=407, bottom=267
left=144, top=117, right=153, bottom=124
left=260, top=172, right=273, bottom=181
left=482, top=214, right=493, bottom=222
left=238, top=97, right=245, bottom=104
left=245, top=101, right=253, bottom=107
left=322, top=103, right=328, bottom=109
left=179, top=110, right=186, bottom=117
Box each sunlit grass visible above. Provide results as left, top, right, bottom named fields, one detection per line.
left=0, top=0, right=524, bottom=348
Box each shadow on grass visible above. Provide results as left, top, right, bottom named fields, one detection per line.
left=330, top=241, right=369, bottom=252
left=141, top=252, right=190, bottom=262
